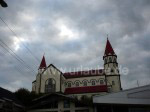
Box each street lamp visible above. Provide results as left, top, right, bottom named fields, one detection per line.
left=0, top=0, right=7, bottom=8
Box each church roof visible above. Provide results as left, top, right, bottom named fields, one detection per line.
left=63, top=69, right=104, bottom=78
left=104, top=39, right=115, bottom=55
left=39, top=56, right=46, bottom=69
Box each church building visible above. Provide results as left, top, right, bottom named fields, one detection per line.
left=32, top=39, right=122, bottom=99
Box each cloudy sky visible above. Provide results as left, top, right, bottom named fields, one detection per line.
left=0, top=0, right=150, bottom=91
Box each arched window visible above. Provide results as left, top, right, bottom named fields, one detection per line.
left=113, top=57, right=116, bottom=62
left=45, top=78, right=56, bottom=93
left=92, top=80, right=96, bottom=86
left=83, top=81, right=87, bottom=86
left=109, top=57, right=112, bottom=62
left=75, top=82, right=79, bottom=87
left=100, top=80, right=104, bottom=84
left=68, top=82, right=71, bottom=88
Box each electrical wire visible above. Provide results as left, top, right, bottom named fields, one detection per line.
left=0, top=39, right=36, bottom=74
left=0, top=16, right=40, bottom=63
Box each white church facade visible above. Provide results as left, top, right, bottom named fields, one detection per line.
left=32, top=39, right=122, bottom=99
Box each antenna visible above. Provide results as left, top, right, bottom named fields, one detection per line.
left=107, top=34, right=109, bottom=40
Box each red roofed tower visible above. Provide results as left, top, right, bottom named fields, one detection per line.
left=38, top=56, right=47, bottom=74
left=104, top=38, right=115, bottom=55
left=103, top=38, right=122, bottom=92
left=39, top=56, right=47, bottom=69
left=37, top=55, right=47, bottom=93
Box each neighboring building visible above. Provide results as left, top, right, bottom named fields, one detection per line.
left=32, top=39, right=122, bottom=99
left=28, top=93, right=93, bottom=112
left=0, top=87, right=24, bottom=112
left=93, top=84, right=150, bottom=112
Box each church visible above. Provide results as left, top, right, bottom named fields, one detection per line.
left=32, top=39, right=122, bottom=99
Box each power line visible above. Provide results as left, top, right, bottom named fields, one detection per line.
left=0, top=45, right=35, bottom=81
left=0, top=16, right=40, bottom=63
left=0, top=39, right=36, bottom=74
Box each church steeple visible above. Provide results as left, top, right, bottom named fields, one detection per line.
left=104, top=38, right=115, bottom=56
left=103, top=38, right=117, bottom=66
left=39, top=56, right=46, bottom=70
left=103, top=37, right=121, bottom=92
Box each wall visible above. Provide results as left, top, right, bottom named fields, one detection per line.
left=40, top=66, right=61, bottom=93
left=34, top=65, right=62, bottom=93
left=65, top=75, right=106, bottom=88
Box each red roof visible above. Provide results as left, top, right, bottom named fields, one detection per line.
left=65, top=85, right=107, bottom=94
left=104, top=39, right=115, bottom=55
left=63, top=69, right=104, bottom=78
left=39, top=56, right=46, bottom=69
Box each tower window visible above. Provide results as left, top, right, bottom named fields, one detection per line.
left=109, top=57, right=112, bottom=62
left=111, top=69, right=114, bottom=73
left=92, top=81, right=96, bottom=86
left=114, top=58, right=116, bottom=62
left=45, top=78, right=56, bottom=93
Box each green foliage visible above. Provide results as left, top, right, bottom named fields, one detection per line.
left=14, top=88, right=44, bottom=107
left=80, top=95, right=93, bottom=105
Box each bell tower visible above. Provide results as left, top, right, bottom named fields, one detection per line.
left=103, top=38, right=121, bottom=92
left=38, top=55, right=47, bottom=74
left=36, top=55, right=47, bottom=93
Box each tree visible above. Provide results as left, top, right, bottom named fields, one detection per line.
left=14, top=88, right=31, bottom=107
left=14, top=88, right=45, bottom=108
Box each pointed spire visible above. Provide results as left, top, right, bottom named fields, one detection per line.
left=39, top=55, right=46, bottom=69
left=104, top=38, right=115, bottom=55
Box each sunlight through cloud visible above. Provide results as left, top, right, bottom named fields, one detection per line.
left=13, top=37, right=26, bottom=51
left=56, top=19, right=79, bottom=41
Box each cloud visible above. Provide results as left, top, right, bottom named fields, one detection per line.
left=0, top=0, right=150, bottom=91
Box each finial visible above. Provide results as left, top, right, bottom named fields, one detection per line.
left=107, top=34, right=108, bottom=40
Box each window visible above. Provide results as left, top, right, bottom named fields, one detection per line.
left=111, top=69, right=114, bottom=73
left=114, top=58, right=116, bottom=62
left=40, top=101, right=58, bottom=109
left=112, top=81, right=115, bottom=85
left=107, top=87, right=112, bottom=93
left=75, top=82, right=79, bottom=87
left=68, top=82, right=71, bottom=87
left=109, top=57, right=112, bottom=62
left=45, top=78, right=56, bottom=93
left=91, top=81, right=96, bottom=86
left=100, top=80, right=104, bottom=84
left=65, top=82, right=67, bottom=87
left=64, top=100, right=70, bottom=108
left=83, top=81, right=87, bottom=86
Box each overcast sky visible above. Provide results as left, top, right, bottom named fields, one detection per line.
left=0, top=0, right=150, bottom=91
